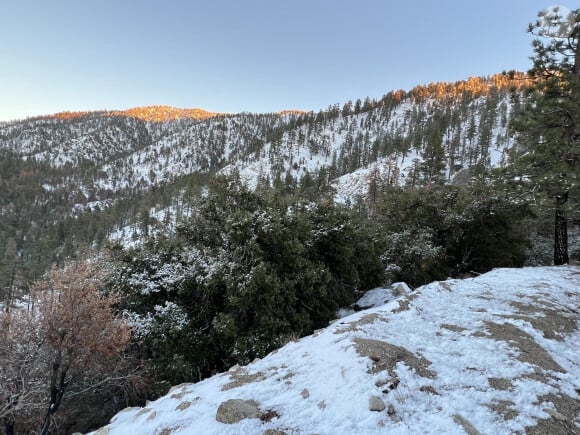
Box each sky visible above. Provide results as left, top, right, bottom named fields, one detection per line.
left=0, top=0, right=567, bottom=121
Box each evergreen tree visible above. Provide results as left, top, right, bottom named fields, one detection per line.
left=509, top=7, right=580, bottom=264
left=420, top=126, right=446, bottom=186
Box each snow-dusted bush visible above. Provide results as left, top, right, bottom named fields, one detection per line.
left=108, top=179, right=383, bottom=390
left=382, top=228, right=446, bottom=285
left=375, top=183, right=532, bottom=285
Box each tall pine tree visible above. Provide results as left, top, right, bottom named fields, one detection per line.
left=510, top=7, right=580, bottom=265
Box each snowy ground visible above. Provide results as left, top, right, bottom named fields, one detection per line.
left=91, top=266, right=580, bottom=435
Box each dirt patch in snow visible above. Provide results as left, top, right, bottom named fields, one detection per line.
left=222, top=367, right=266, bottom=391
left=438, top=281, right=454, bottom=292
left=419, top=385, right=439, bottom=395
left=175, top=401, right=192, bottom=411
left=488, top=377, right=514, bottom=391
left=391, top=293, right=420, bottom=313
left=334, top=312, right=386, bottom=333
left=526, top=393, right=580, bottom=435
left=167, top=383, right=193, bottom=399
left=135, top=407, right=153, bottom=418
left=353, top=338, right=435, bottom=379
left=486, top=400, right=519, bottom=421
left=483, top=321, right=564, bottom=373
left=503, top=300, right=577, bottom=341
left=440, top=323, right=467, bottom=333
left=169, top=391, right=188, bottom=400
left=168, top=383, right=192, bottom=394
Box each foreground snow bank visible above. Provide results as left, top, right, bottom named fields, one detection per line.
left=90, top=266, right=580, bottom=435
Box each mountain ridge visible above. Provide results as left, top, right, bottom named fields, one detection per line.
left=2, top=72, right=530, bottom=125
left=3, top=106, right=311, bottom=125
left=0, top=72, right=536, bottom=291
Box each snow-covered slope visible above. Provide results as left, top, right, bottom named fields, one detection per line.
left=0, top=76, right=525, bottom=212
left=90, top=266, right=580, bottom=435
left=0, top=112, right=289, bottom=195
left=219, top=92, right=517, bottom=198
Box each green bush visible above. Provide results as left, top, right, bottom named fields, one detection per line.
left=375, top=183, right=532, bottom=286
left=108, top=179, right=384, bottom=390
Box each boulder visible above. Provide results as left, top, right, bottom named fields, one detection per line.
left=369, top=396, right=386, bottom=412
left=216, top=399, right=261, bottom=424
left=391, top=282, right=412, bottom=296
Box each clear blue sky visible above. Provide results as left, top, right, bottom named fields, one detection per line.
left=0, top=0, right=563, bottom=121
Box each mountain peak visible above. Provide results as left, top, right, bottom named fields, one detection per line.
left=112, top=105, right=224, bottom=122
left=276, top=109, right=308, bottom=116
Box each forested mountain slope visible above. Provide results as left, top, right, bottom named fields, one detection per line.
left=0, top=73, right=532, bottom=295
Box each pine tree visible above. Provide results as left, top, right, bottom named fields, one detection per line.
left=510, top=7, right=580, bottom=265
left=420, top=126, right=446, bottom=186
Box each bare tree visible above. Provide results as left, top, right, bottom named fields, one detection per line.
left=0, top=260, right=135, bottom=434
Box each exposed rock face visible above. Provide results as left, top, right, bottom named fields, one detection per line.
left=216, top=399, right=261, bottom=424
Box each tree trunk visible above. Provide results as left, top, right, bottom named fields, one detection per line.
left=3, top=417, right=15, bottom=435
left=573, top=22, right=580, bottom=80
left=40, top=360, right=67, bottom=435
left=40, top=411, right=52, bottom=435
left=554, top=193, right=569, bottom=265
